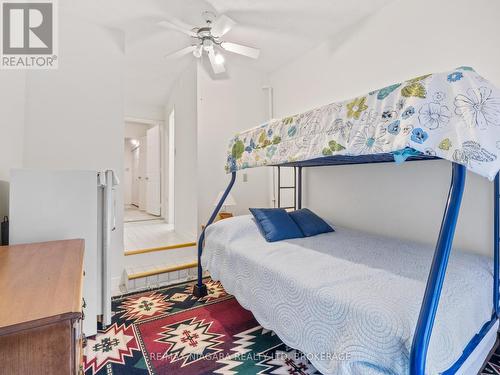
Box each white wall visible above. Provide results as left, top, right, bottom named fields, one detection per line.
left=19, top=8, right=125, bottom=289
left=165, top=62, right=198, bottom=238
left=0, top=6, right=198, bottom=290
left=0, top=71, right=26, bottom=219
left=124, top=140, right=133, bottom=205
left=269, top=0, right=500, bottom=256
left=197, top=64, right=270, bottom=227
left=124, top=122, right=148, bottom=208
left=125, top=103, right=164, bottom=123
left=124, top=121, right=151, bottom=139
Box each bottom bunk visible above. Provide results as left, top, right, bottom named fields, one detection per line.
left=202, top=215, right=497, bottom=375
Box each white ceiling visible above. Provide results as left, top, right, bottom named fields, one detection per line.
left=68, top=0, right=391, bottom=112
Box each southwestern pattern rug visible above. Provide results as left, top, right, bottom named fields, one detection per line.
left=83, top=278, right=320, bottom=375
left=84, top=278, right=500, bottom=375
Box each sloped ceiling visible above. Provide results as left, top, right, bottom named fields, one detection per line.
left=65, top=0, right=391, bottom=112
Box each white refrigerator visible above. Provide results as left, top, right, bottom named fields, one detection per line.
left=9, top=169, right=119, bottom=336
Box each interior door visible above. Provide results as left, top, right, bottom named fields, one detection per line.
left=138, top=136, right=147, bottom=210
left=146, top=126, right=161, bottom=216
left=168, top=109, right=175, bottom=225
left=131, top=145, right=140, bottom=206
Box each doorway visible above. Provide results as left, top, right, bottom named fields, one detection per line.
left=123, top=118, right=189, bottom=252
left=124, top=121, right=161, bottom=222
left=168, top=108, right=175, bottom=225
left=124, top=120, right=167, bottom=250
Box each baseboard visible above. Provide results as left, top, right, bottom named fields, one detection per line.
left=111, top=276, right=123, bottom=297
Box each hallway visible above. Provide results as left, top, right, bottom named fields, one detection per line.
left=124, top=205, right=159, bottom=223
left=124, top=219, right=193, bottom=251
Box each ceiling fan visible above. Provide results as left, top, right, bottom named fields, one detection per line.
left=159, top=11, right=260, bottom=75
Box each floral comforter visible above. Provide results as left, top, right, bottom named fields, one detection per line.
left=226, top=67, right=500, bottom=180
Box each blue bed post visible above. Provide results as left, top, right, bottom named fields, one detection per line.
left=410, top=163, right=466, bottom=375
left=297, top=166, right=303, bottom=209
left=193, top=172, right=237, bottom=297
left=494, top=172, right=500, bottom=317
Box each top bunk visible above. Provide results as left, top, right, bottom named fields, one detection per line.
left=277, top=152, right=438, bottom=168
left=225, top=67, right=500, bottom=180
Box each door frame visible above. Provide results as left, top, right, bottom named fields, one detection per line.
left=146, top=125, right=161, bottom=216
left=168, top=108, right=175, bottom=226
left=124, top=117, right=166, bottom=218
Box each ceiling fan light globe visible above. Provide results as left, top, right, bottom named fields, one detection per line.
left=193, top=48, right=202, bottom=58
left=202, top=39, right=213, bottom=51
left=214, top=53, right=225, bottom=65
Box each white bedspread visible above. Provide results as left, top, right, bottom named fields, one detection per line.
left=202, top=215, right=493, bottom=375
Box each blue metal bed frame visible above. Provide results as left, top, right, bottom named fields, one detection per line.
left=193, top=153, right=500, bottom=375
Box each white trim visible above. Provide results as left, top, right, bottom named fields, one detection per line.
left=124, top=116, right=159, bottom=126
left=168, top=108, right=175, bottom=226
left=124, top=117, right=166, bottom=219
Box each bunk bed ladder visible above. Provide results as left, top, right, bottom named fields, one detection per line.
left=276, top=166, right=303, bottom=210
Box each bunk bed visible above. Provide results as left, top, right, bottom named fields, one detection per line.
left=193, top=67, right=500, bottom=375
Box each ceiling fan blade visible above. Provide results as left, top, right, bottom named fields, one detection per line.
left=158, top=20, right=197, bottom=37
left=164, top=45, right=196, bottom=59
left=207, top=47, right=226, bottom=74
left=220, top=42, right=260, bottom=59
left=210, top=14, right=236, bottom=37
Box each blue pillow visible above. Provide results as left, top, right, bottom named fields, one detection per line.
left=249, top=208, right=304, bottom=242
left=289, top=208, right=334, bottom=237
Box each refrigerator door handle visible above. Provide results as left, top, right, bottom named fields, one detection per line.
left=112, top=192, right=117, bottom=232
left=101, top=170, right=113, bottom=327
left=98, top=172, right=105, bottom=187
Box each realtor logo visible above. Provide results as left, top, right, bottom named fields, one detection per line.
left=1, top=0, right=58, bottom=69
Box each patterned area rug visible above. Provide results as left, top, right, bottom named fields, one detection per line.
left=482, top=351, right=500, bottom=375
left=83, top=278, right=321, bottom=375
left=84, top=278, right=499, bottom=375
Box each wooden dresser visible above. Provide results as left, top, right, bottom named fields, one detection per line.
left=0, top=239, right=85, bottom=374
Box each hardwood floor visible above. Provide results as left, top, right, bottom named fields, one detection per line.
left=124, top=205, right=159, bottom=222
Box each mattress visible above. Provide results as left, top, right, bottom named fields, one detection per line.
left=202, top=215, right=494, bottom=375
left=225, top=67, right=500, bottom=180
